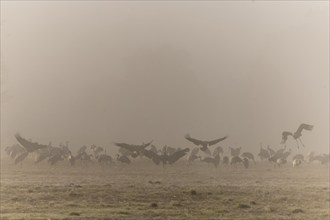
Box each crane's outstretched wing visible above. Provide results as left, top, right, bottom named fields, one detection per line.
left=114, top=142, right=142, bottom=152
left=114, top=142, right=136, bottom=151
left=281, top=131, right=293, bottom=144
left=141, top=149, right=156, bottom=159
left=142, top=141, right=153, bottom=148
left=167, top=148, right=189, bottom=164
left=296, top=124, right=313, bottom=136
left=185, top=134, right=204, bottom=146
left=35, top=151, right=50, bottom=164
left=15, top=134, right=48, bottom=152
left=142, top=149, right=162, bottom=165
left=115, top=141, right=152, bottom=152
left=207, top=136, right=228, bottom=146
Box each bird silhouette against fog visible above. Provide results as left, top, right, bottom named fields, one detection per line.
left=142, top=147, right=189, bottom=166
left=14, top=133, right=49, bottom=165
left=185, top=134, right=228, bottom=155
left=15, top=133, right=48, bottom=153
left=281, top=123, right=313, bottom=148
left=114, top=141, right=153, bottom=157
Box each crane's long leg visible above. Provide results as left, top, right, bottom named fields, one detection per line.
left=295, top=140, right=300, bottom=149
left=298, top=138, right=305, bottom=148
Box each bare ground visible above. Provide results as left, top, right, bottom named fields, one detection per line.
left=0, top=159, right=329, bottom=220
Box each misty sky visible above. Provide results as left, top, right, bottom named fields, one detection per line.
left=1, top=1, right=329, bottom=155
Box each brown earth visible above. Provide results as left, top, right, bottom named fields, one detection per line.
left=0, top=158, right=329, bottom=220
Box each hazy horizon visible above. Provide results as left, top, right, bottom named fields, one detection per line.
left=1, top=1, right=329, bottom=155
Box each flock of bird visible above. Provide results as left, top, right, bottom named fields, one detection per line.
left=4, top=123, right=329, bottom=168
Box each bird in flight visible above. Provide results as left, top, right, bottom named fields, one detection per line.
left=15, top=133, right=48, bottom=153
left=281, top=123, right=313, bottom=149
left=14, top=133, right=49, bottom=165
left=114, top=141, right=153, bottom=157
left=142, top=147, right=189, bottom=166
left=185, top=134, right=228, bottom=155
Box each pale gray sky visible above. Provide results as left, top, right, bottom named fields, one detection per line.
left=1, top=1, right=329, bottom=155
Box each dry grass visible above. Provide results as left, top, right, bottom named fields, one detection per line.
left=0, top=158, right=329, bottom=220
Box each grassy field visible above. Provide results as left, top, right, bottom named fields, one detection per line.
left=0, top=158, right=329, bottom=220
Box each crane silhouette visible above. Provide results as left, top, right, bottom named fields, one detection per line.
left=185, top=134, right=228, bottom=155
left=114, top=141, right=153, bottom=157
left=142, top=147, right=189, bottom=166
left=14, top=133, right=49, bottom=165
left=281, top=123, right=313, bottom=148
left=15, top=133, right=48, bottom=153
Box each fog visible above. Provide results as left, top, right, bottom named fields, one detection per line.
left=1, top=1, right=329, bottom=155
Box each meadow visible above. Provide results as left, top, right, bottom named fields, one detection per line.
left=0, top=159, right=329, bottom=220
